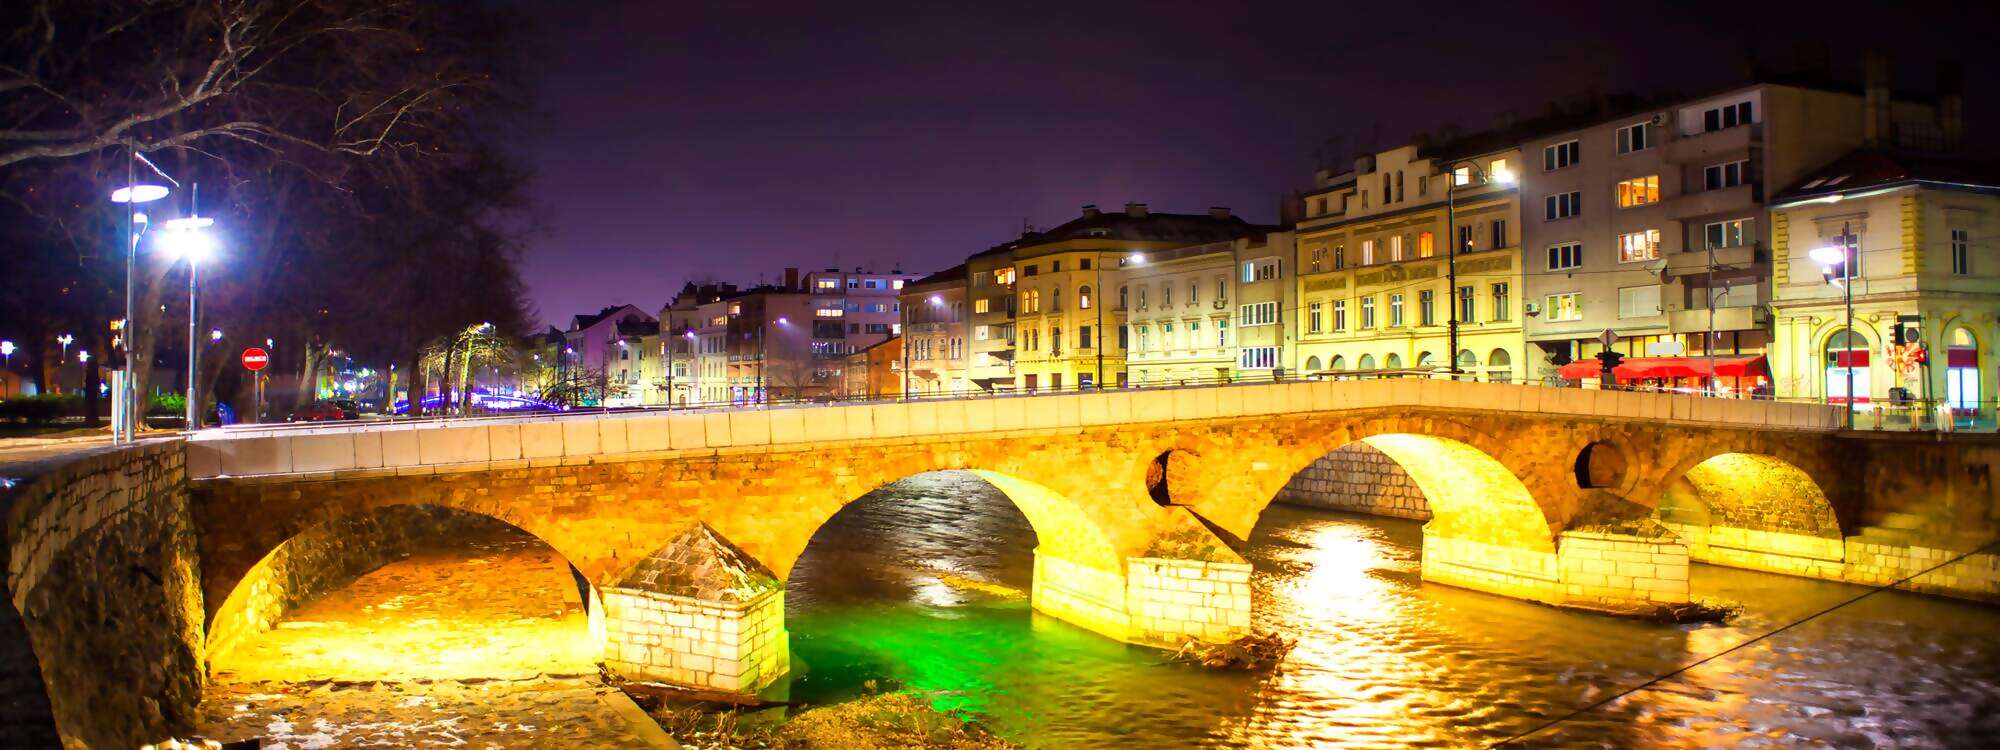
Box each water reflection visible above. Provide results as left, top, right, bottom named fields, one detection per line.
left=785, top=471, right=2000, bottom=748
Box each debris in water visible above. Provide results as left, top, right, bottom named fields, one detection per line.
left=1167, top=632, right=1293, bottom=670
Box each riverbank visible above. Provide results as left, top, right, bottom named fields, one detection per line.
left=646, top=691, right=1013, bottom=750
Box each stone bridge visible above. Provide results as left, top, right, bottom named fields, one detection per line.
left=177, top=379, right=1951, bottom=695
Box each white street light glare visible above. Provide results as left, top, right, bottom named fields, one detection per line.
left=1809, top=245, right=1847, bottom=266
left=109, top=184, right=170, bottom=204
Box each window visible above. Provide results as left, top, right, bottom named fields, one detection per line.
left=1951, top=229, right=1970, bottom=276
left=1022, top=264, right=1038, bottom=277
left=1545, top=191, right=1581, bottom=220
left=1216, top=321, right=1228, bottom=348
left=1308, top=302, right=1324, bottom=332
left=974, top=325, right=989, bottom=341
left=1079, top=326, right=1092, bottom=349
left=994, top=267, right=1016, bottom=285
left=1079, top=285, right=1093, bottom=310
left=1136, top=326, right=1149, bottom=351
left=1238, top=301, right=1278, bottom=326
left=1617, top=285, right=1661, bottom=318
left=1389, top=293, right=1404, bottom=326
left=815, top=278, right=840, bottom=291
left=1490, top=219, right=1508, bottom=251
left=1457, top=225, right=1474, bottom=254
left=1215, top=277, right=1226, bottom=301
left=1705, top=218, right=1755, bottom=250
left=1248, top=259, right=1279, bottom=281
left=1051, top=260, right=1062, bottom=272
left=1310, top=247, right=1326, bottom=272
left=1333, top=245, right=1346, bottom=269
left=1618, top=229, right=1661, bottom=262
left=1419, top=290, right=1435, bottom=326
left=1118, top=324, right=1129, bottom=350
left=1491, top=283, right=1511, bottom=321
left=1332, top=300, right=1348, bottom=330
left=1188, top=280, right=1198, bottom=305
left=1389, top=235, right=1405, bottom=262
left=1544, top=139, right=1580, bottom=170
left=1360, top=297, right=1376, bottom=328
left=1162, top=284, right=1172, bottom=308
left=815, top=307, right=843, bottom=318
left=1241, top=261, right=1256, bottom=283
left=1080, top=258, right=1092, bottom=270
left=1616, top=122, right=1652, bottom=154
left=1457, top=286, right=1476, bottom=323
left=1361, top=240, right=1376, bottom=265
left=1490, top=159, right=1511, bottom=181
left=1453, top=166, right=1471, bottom=185
left=1239, top=346, right=1277, bottom=370
left=1548, top=243, right=1583, bottom=271
left=1825, top=329, right=1870, bottom=404
left=1704, top=160, right=1748, bottom=190
left=1544, top=292, right=1582, bottom=321
left=1616, top=175, right=1660, bottom=207
left=1701, top=100, right=1753, bottom=132
left=1418, top=231, right=1436, bottom=258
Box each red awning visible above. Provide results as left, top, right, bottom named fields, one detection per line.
left=1558, top=355, right=1770, bottom=381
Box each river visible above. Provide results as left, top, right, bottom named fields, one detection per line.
left=783, top=471, right=2000, bottom=748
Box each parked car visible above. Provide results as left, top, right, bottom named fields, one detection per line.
left=292, top=401, right=353, bottom=422
left=330, top=399, right=363, bottom=419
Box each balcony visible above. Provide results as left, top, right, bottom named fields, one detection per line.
left=1665, top=184, right=1757, bottom=221
left=1664, top=243, right=1758, bottom=273
left=1668, top=305, right=1766, bottom=333
left=1664, top=122, right=1760, bottom=164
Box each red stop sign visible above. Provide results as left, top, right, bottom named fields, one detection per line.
left=241, top=347, right=270, bottom=371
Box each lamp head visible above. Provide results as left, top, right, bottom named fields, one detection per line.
left=1808, top=245, right=1847, bottom=266
left=109, top=184, right=170, bottom=204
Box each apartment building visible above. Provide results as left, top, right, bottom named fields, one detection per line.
left=965, top=245, right=1020, bottom=391
left=899, top=265, right=971, bottom=396
left=1010, top=203, right=1260, bottom=391
left=804, top=268, right=918, bottom=357
left=1519, top=64, right=1947, bottom=380
left=559, top=304, right=654, bottom=405
left=607, top=319, right=660, bottom=406
left=1124, top=230, right=1293, bottom=384
left=1294, top=143, right=1527, bottom=382
left=1768, top=148, right=1997, bottom=425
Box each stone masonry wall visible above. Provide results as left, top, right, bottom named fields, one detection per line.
left=2, top=440, right=204, bottom=750
left=1030, top=551, right=1132, bottom=642
left=205, top=505, right=517, bottom=663
left=1123, top=557, right=1251, bottom=647
left=1274, top=441, right=1431, bottom=519
left=1554, top=531, right=1691, bottom=610
left=600, top=587, right=786, bottom=692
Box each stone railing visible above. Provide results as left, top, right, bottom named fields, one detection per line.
left=186, top=379, right=1845, bottom=480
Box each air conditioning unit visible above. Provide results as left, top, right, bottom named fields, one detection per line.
left=1649, top=113, right=1667, bottom=127
left=1524, top=302, right=1543, bottom=317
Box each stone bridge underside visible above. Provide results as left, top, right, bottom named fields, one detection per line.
left=186, top=381, right=1864, bottom=694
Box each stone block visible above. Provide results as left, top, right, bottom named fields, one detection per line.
left=802, top=408, right=846, bottom=443
left=626, top=416, right=672, bottom=452
left=379, top=430, right=421, bottom=467
left=702, top=412, right=734, bottom=447
left=768, top=409, right=807, bottom=445
left=668, top=414, right=707, bottom=449
left=519, top=421, right=564, bottom=459
left=488, top=424, right=523, bottom=460
left=1078, top=393, right=1111, bottom=426
left=214, top=434, right=293, bottom=475
left=871, top=403, right=909, bottom=437
left=290, top=433, right=356, bottom=473
left=728, top=411, right=771, bottom=446
left=993, top=397, right=1027, bottom=431
left=599, top=418, right=630, bottom=455
left=962, top=399, right=997, bottom=432
left=902, top=402, right=940, bottom=436
left=561, top=419, right=600, bottom=456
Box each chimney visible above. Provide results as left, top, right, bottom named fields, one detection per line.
left=1865, top=51, right=1891, bottom=147
left=784, top=267, right=799, bottom=291
left=1208, top=206, right=1231, bottom=220
left=1938, top=61, right=1963, bottom=151
left=1124, top=202, right=1149, bottom=218
left=1080, top=204, right=1100, bottom=218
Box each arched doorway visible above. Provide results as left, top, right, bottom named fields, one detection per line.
left=1946, top=327, right=1981, bottom=424
left=1824, top=328, right=1871, bottom=406
left=1487, top=348, right=1513, bottom=383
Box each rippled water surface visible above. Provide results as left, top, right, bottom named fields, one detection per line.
left=784, top=471, right=2000, bottom=748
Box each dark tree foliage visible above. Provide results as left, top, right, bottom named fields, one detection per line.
left=0, top=0, right=539, bottom=417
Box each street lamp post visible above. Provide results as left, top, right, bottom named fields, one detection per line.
left=1811, top=223, right=1859, bottom=429
left=160, top=212, right=215, bottom=429
left=1445, top=160, right=1515, bottom=378
left=110, top=153, right=174, bottom=442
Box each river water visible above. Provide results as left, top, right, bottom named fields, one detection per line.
left=783, top=471, right=2000, bottom=748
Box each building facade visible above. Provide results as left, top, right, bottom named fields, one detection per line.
left=1010, top=203, right=1261, bottom=391
left=1294, top=144, right=1528, bottom=382
left=966, top=246, right=1019, bottom=391
left=1122, top=230, right=1296, bottom=385
left=1769, top=149, right=1997, bottom=428
left=559, top=304, right=654, bottom=406
left=899, top=265, right=971, bottom=396
left=1519, top=74, right=1947, bottom=381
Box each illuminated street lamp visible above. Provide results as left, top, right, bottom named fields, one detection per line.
left=110, top=153, right=176, bottom=443
left=0, top=340, right=14, bottom=397
left=1446, top=160, right=1516, bottom=378
left=57, top=333, right=74, bottom=362
left=159, top=215, right=217, bottom=429
left=1812, top=223, right=1858, bottom=428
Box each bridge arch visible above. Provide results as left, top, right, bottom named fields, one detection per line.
left=1653, top=450, right=1845, bottom=579
left=205, top=502, right=599, bottom=682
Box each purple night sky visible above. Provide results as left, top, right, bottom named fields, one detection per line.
left=514, top=0, right=1997, bottom=327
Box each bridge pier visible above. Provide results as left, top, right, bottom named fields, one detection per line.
left=1032, top=551, right=1252, bottom=647
left=597, top=523, right=789, bottom=693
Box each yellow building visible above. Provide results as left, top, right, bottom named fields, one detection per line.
left=1769, top=149, right=1999, bottom=429
left=1294, top=144, right=1528, bottom=381
left=1123, top=231, right=1293, bottom=385
left=898, top=265, right=972, bottom=396
left=1010, top=203, right=1259, bottom=391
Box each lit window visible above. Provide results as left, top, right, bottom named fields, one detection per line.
left=1544, top=293, right=1582, bottom=322
left=1616, top=175, right=1660, bottom=207
left=1618, top=229, right=1660, bottom=262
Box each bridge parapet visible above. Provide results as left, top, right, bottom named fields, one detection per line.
left=185, top=381, right=1844, bottom=481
